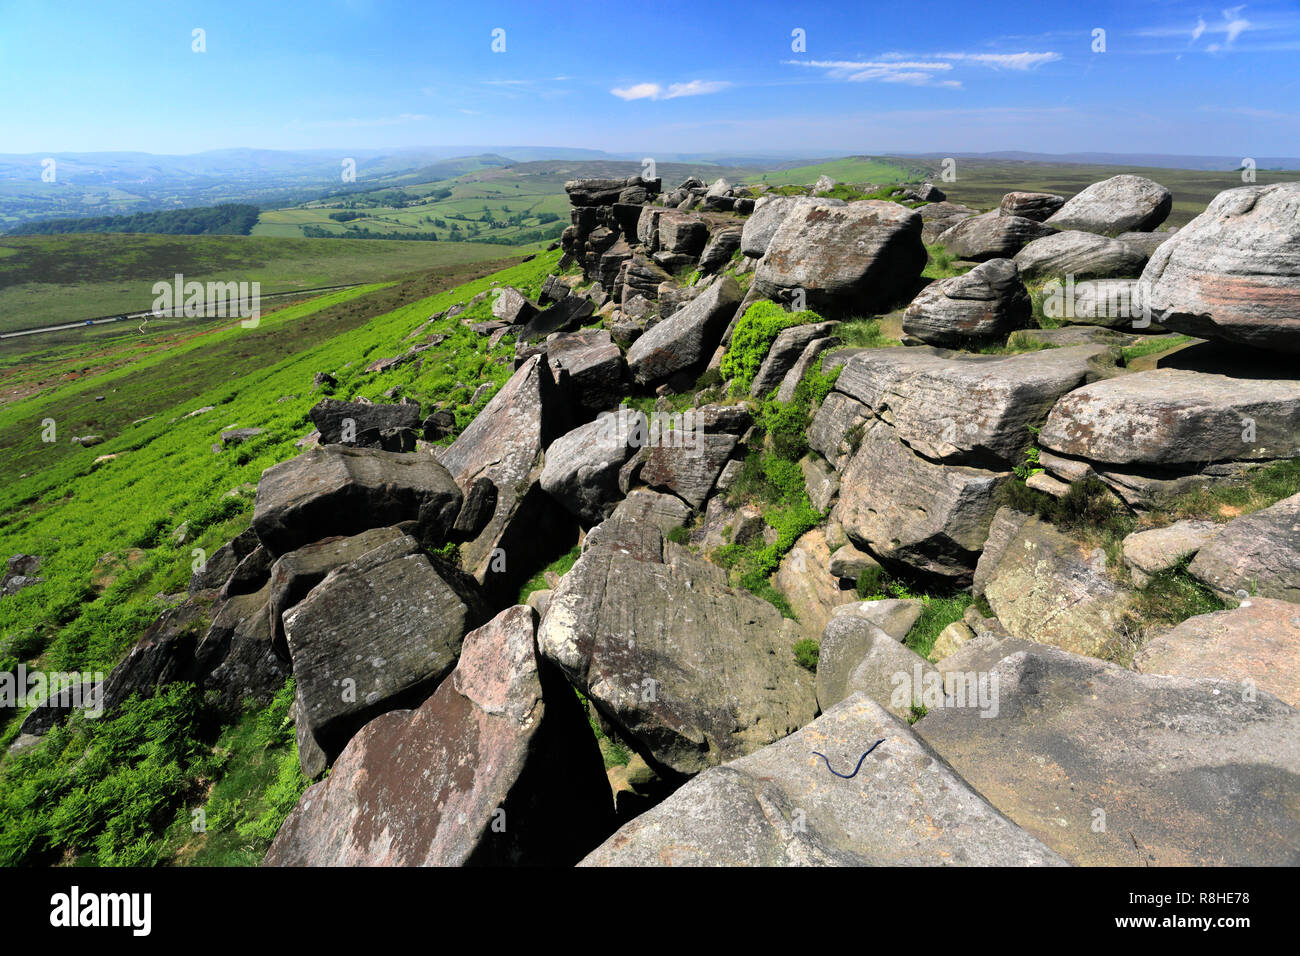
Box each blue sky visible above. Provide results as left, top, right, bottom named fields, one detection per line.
left=1, top=0, right=1297, bottom=156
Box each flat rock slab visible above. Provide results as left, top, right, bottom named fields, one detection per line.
left=1135, top=598, right=1300, bottom=708
left=265, top=605, right=612, bottom=866
left=834, top=344, right=1118, bottom=469
left=538, top=516, right=817, bottom=777
left=1122, top=519, right=1221, bottom=585
left=1188, top=492, right=1300, bottom=602
left=284, top=542, right=479, bottom=765
left=1013, top=230, right=1148, bottom=280
left=252, top=444, right=461, bottom=558
left=580, top=694, right=1067, bottom=866
left=936, top=211, right=1055, bottom=261
left=1141, top=182, right=1300, bottom=352
left=973, top=508, right=1135, bottom=658
left=1040, top=368, right=1300, bottom=469
left=915, top=642, right=1300, bottom=866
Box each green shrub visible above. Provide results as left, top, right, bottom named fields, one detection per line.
left=720, top=301, right=822, bottom=393
left=793, top=639, right=820, bottom=672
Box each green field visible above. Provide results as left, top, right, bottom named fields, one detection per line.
left=0, top=232, right=536, bottom=333
left=752, top=157, right=920, bottom=187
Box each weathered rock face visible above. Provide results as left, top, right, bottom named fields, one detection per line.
left=1013, top=230, right=1149, bottom=280
left=901, top=258, right=1031, bottom=347
left=915, top=641, right=1300, bottom=865
left=753, top=201, right=926, bottom=315
left=836, top=419, right=1011, bottom=581
left=973, top=508, right=1134, bottom=658
left=834, top=345, right=1118, bottom=469
left=517, top=293, right=595, bottom=342
left=920, top=201, right=978, bottom=244
left=750, top=321, right=839, bottom=397
left=540, top=411, right=645, bottom=525
left=1122, top=520, right=1221, bottom=587
left=1135, top=598, right=1300, bottom=707
left=266, top=526, right=407, bottom=656
left=739, top=195, right=844, bottom=258
left=1045, top=174, right=1173, bottom=235
left=491, top=286, right=539, bottom=325
left=999, top=191, right=1065, bottom=222
left=815, top=615, right=937, bottom=717
left=808, top=391, right=871, bottom=470
left=252, top=444, right=463, bottom=558
left=265, top=605, right=613, bottom=866
left=1188, top=493, right=1300, bottom=602
left=774, top=334, right=838, bottom=403
left=1039, top=369, right=1300, bottom=469
left=190, top=527, right=259, bottom=592
left=538, top=516, right=817, bottom=777
left=772, top=528, right=856, bottom=641
left=439, top=355, right=575, bottom=600
left=634, top=431, right=738, bottom=509
left=698, top=226, right=742, bottom=273
left=655, top=210, right=708, bottom=257
left=1140, top=182, right=1300, bottom=352
left=308, top=399, right=422, bottom=450
left=936, top=212, right=1055, bottom=261
left=1048, top=277, right=1166, bottom=330
left=194, top=583, right=289, bottom=713
left=626, top=276, right=741, bottom=386
left=544, top=329, right=625, bottom=418
left=581, top=694, right=1067, bottom=866
left=284, top=540, right=483, bottom=765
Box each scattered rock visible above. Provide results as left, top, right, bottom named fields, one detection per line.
left=902, top=258, right=1031, bottom=347
left=1045, top=174, right=1172, bottom=235
left=1188, top=493, right=1300, bottom=602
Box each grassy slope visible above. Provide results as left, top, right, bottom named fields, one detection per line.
left=0, top=249, right=563, bottom=865
left=753, top=157, right=917, bottom=186
left=0, top=232, right=531, bottom=332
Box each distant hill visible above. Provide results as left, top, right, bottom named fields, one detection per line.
left=6, top=203, right=261, bottom=236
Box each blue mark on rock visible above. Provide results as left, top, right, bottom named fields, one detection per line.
left=812, top=739, right=886, bottom=778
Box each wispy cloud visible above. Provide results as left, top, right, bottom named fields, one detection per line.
left=610, top=80, right=731, bottom=101
left=785, top=49, right=1059, bottom=88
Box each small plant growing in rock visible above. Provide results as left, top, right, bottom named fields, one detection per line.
left=793, top=638, right=819, bottom=672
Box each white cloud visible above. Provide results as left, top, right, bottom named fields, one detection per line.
left=610, top=80, right=730, bottom=101
left=930, top=51, right=1062, bottom=69
left=1192, top=17, right=1207, bottom=41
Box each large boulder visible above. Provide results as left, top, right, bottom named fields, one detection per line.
left=252, top=445, right=462, bottom=558
left=772, top=528, right=857, bottom=641
left=999, top=191, right=1065, bottom=222
left=915, top=641, right=1300, bottom=865
left=284, top=536, right=483, bottom=765
left=1040, top=369, right=1300, bottom=469
left=1045, top=175, right=1172, bottom=235
left=265, top=605, right=613, bottom=866
left=580, top=694, right=1067, bottom=866
left=835, top=418, right=1011, bottom=581
left=901, top=258, right=1031, bottom=347
left=655, top=210, right=708, bottom=257
left=972, top=508, right=1135, bottom=657
left=545, top=329, right=625, bottom=418
left=834, top=344, right=1119, bottom=469
left=266, top=526, right=407, bottom=656
left=1121, top=520, right=1221, bottom=587
left=1135, top=598, right=1300, bottom=707
left=1013, top=230, right=1149, bottom=280
left=740, top=195, right=844, bottom=258
left=626, top=277, right=741, bottom=386
left=439, top=355, right=574, bottom=600
left=634, top=431, right=739, bottom=509
left=540, top=410, right=645, bottom=525
left=936, top=212, right=1055, bottom=261
left=698, top=226, right=742, bottom=273
left=815, top=614, right=938, bottom=717
left=538, top=515, right=817, bottom=777
left=753, top=201, right=925, bottom=316
left=308, top=399, right=422, bottom=450
left=1139, top=182, right=1300, bottom=352
left=1188, top=493, right=1300, bottom=602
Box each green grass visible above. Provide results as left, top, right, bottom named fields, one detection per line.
left=516, top=542, right=582, bottom=603
left=720, top=300, right=823, bottom=393
left=1121, top=334, right=1195, bottom=364
left=835, top=317, right=899, bottom=349
left=0, top=232, right=530, bottom=333
left=754, top=157, right=917, bottom=188
left=1162, top=457, right=1300, bottom=523
left=851, top=566, right=972, bottom=659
